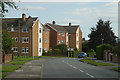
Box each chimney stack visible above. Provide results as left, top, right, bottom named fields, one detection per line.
left=69, top=22, right=71, bottom=26
left=28, top=16, right=31, bottom=18
left=22, top=13, right=26, bottom=21
left=52, top=21, right=55, bottom=24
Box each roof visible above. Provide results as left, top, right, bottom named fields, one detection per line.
left=46, top=23, right=79, bottom=33
left=2, top=17, right=38, bottom=28
left=43, top=25, right=50, bottom=31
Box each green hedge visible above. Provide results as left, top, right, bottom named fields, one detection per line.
left=96, top=44, right=113, bottom=60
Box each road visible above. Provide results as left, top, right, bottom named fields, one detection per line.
left=42, top=57, right=119, bottom=78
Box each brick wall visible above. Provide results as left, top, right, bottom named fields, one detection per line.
left=69, top=34, right=76, bottom=49
left=78, top=27, right=82, bottom=51
left=57, top=32, right=66, bottom=45
left=45, top=25, right=57, bottom=48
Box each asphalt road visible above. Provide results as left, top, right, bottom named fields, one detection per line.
left=42, top=57, right=119, bottom=78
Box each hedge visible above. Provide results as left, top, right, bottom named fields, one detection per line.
left=96, top=44, right=113, bottom=60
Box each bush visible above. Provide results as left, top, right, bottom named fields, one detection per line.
left=113, top=44, right=120, bottom=56
left=74, top=51, right=81, bottom=57
left=43, top=49, right=46, bottom=55
left=74, top=48, right=78, bottom=51
left=96, top=44, right=113, bottom=60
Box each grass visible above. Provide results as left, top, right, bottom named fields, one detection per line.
left=7, top=56, right=40, bottom=65
left=80, top=58, right=115, bottom=66
left=2, top=65, right=21, bottom=72
left=111, top=67, right=120, bottom=72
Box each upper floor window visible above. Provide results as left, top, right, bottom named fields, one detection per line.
left=7, top=27, right=18, bottom=32
left=22, top=47, right=29, bottom=53
left=45, top=30, right=47, bottom=34
left=62, top=40, right=65, bottom=44
left=62, top=32, right=65, bottom=36
left=58, top=32, right=61, bottom=35
left=45, top=39, right=47, bottom=43
left=12, top=37, right=18, bottom=42
left=22, top=27, right=28, bottom=33
left=39, top=48, right=41, bottom=52
left=40, top=38, right=41, bottom=43
left=22, top=37, right=29, bottom=43
left=58, top=40, right=61, bottom=44
left=39, top=28, right=41, bottom=33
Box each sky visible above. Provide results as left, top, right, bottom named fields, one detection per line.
left=4, top=2, right=118, bottom=40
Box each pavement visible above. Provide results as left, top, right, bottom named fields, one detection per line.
left=2, top=57, right=120, bottom=80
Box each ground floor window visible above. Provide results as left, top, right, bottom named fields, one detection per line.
left=22, top=47, right=29, bottom=53
left=39, top=48, right=41, bottom=53
left=12, top=47, right=18, bottom=52
left=45, top=48, right=47, bottom=52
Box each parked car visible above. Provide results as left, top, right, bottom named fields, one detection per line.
left=78, top=52, right=87, bottom=58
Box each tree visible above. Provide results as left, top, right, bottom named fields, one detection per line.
left=0, top=1, right=17, bottom=16
left=113, top=43, right=120, bottom=56
left=2, top=31, right=14, bottom=54
left=82, top=41, right=89, bottom=53
left=88, top=19, right=117, bottom=50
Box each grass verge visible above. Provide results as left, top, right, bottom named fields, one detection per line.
left=80, top=58, right=115, bottom=66
left=111, top=67, right=120, bottom=72
left=7, top=56, right=40, bottom=65
left=2, top=73, right=8, bottom=78
left=2, top=65, right=21, bottom=72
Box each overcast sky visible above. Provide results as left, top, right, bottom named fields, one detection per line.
left=5, top=2, right=118, bottom=40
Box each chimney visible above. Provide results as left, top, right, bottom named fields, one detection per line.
left=52, top=21, right=55, bottom=24
left=28, top=16, right=31, bottom=18
left=69, top=22, right=71, bottom=26
left=22, top=13, right=26, bottom=21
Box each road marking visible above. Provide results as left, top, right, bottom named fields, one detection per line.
left=15, top=70, right=23, bottom=72
left=78, top=69, right=84, bottom=72
left=73, top=66, right=77, bottom=69
left=86, top=73, right=95, bottom=78
left=62, top=60, right=64, bottom=62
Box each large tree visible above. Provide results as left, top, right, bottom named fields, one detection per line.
left=0, top=1, right=17, bottom=16
left=2, top=30, right=14, bottom=54
left=88, top=19, right=117, bottom=50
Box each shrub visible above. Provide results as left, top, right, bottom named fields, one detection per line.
left=113, top=44, right=120, bottom=56
left=74, top=51, right=81, bottom=57
left=74, top=48, right=78, bottom=51
left=43, top=49, right=46, bottom=55
left=96, top=44, right=113, bottom=60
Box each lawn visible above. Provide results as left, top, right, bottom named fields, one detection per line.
left=2, top=65, right=21, bottom=72
left=7, top=56, right=41, bottom=65
left=80, top=58, right=115, bottom=66
left=2, top=73, right=8, bottom=78
left=111, top=67, right=120, bottom=72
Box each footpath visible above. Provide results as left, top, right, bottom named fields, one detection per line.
left=3, top=59, right=43, bottom=80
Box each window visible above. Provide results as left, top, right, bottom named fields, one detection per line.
left=40, top=38, right=41, bottom=43
left=14, top=28, right=18, bottom=32
left=39, top=28, right=41, bottom=33
left=77, top=41, right=79, bottom=45
left=12, top=47, right=18, bottom=52
left=22, top=47, right=29, bottom=53
left=58, top=40, right=61, bottom=44
left=45, top=48, right=47, bottom=52
left=45, top=30, right=47, bottom=34
left=13, top=37, right=18, bottom=42
left=11, top=28, right=14, bottom=31
left=22, top=37, right=29, bottom=43
left=45, top=39, right=47, bottom=43
left=22, top=27, right=28, bottom=33
left=58, top=32, right=60, bottom=35
left=62, top=32, right=65, bottom=36
left=7, top=28, right=11, bottom=32
left=62, top=40, right=65, bottom=43
left=39, top=48, right=41, bottom=52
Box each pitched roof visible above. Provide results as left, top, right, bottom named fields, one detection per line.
left=46, top=23, right=79, bottom=33
left=2, top=17, right=38, bottom=28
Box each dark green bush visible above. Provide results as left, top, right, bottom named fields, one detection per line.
left=113, top=44, right=120, bottom=56
left=43, top=49, right=46, bottom=54
left=74, top=48, right=78, bottom=51
left=96, top=44, right=113, bottom=60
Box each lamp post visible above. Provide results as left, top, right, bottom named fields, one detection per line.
left=68, top=33, right=71, bottom=57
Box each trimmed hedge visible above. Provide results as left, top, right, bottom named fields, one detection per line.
left=96, top=44, right=113, bottom=60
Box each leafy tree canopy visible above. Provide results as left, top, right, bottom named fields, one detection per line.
left=88, top=19, right=117, bottom=50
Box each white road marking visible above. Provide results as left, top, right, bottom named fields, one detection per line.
left=86, top=73, right=95, bottom=78
left=78, top=69, right=84, bottom=72
left=73, top=66, right=77, bottom=69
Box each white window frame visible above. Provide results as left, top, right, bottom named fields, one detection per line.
left=12, top=47, right=18, bottom=52
left=39, top=48, right=41, bottom=52
left=22, top=37, right=29, bottom=43
left=22, top=27, right=28, bottom=33
left=11, top=28, right=14, bottom=31
left=22, top=47, right=29, bottom=53
left=45, top=39, right=47, bottom=43
left=58, top=40, right=61, bottom=44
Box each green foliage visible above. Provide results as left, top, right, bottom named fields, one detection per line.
left=74, top=48, right=78, bottom=51
left=52, top=44, right=68, bottom=55
left=43, top=49, right=46, bottom=54
left=2, top=31, right=15, bottom=54
left=82, top=42, right=89, bottom=52
left=2, top=65, right=21, bottom=72
left=113, top=44, right=120, bottom=56
left=2, top=73, right=8, bottom=78
left=88, top=19, right=117, bottom=50
left=80, top=58, right=115, bottom=66
left=96, top=44, right=113, bottom=60
left=74, top=51, right=81, bottom=57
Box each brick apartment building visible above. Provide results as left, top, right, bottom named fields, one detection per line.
left=42, top=25, right=50, bottom=52
left=2, top=13, right=43, bottom=56
left=45, top=21, right=82, bottom=51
